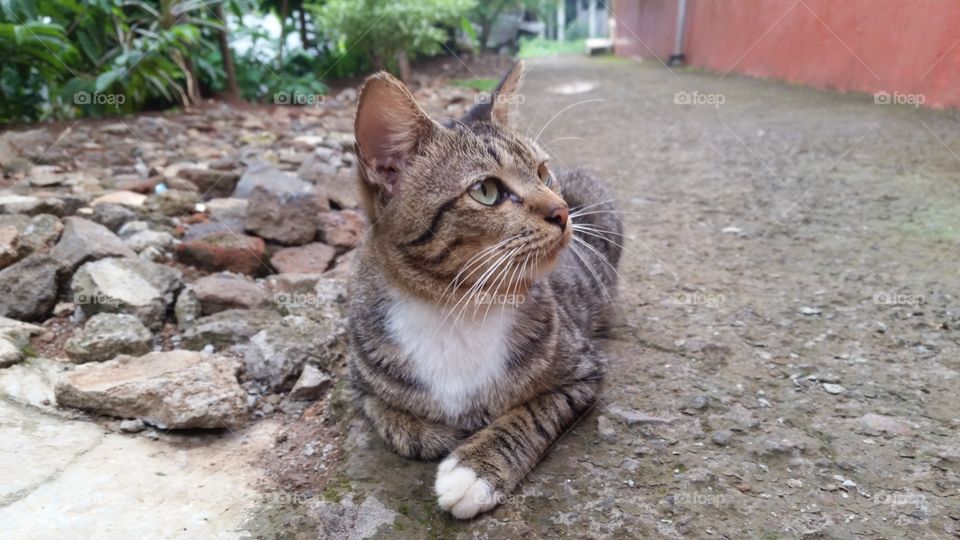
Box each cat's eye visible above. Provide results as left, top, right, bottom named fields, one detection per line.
left=468, top=178, right=502, bottom=205
left=538, top=163, right=553, bottom=187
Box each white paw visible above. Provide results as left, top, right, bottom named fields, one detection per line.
left=434, top=456, right=500, bottom=519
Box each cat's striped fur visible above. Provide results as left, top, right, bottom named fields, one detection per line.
left=347, top=61, right=622, bottom=519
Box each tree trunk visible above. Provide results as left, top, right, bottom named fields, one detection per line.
left=214, top=4, right=239, bottom=98
left=396, top=49, right=412, bottom=83
left=278, top=0, right=289, bottom=67
left=298, top=8, right=309, bottom=48
left=184, top=57, right=201, bottom=105
left=479, top=18, right=493, bottom=49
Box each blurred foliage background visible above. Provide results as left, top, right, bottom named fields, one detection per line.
left=0, top=0, right=567, bottom=124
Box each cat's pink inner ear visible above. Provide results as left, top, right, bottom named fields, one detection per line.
left=355, top=73, right=434, bottom=192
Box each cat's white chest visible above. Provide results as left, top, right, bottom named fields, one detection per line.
left=385, top=289, right=514, bottom=420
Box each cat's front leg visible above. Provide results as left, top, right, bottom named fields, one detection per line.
left=360, top=393, right=466, bottom=460
left=434, top=376, right=601, bottom=519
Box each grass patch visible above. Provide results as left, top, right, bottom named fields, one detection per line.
left=448, top=77, right=499, bottom=92
left=518, top=37, right=586, bottom=58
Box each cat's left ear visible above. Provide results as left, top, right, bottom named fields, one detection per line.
left=460, top=60, right=526, bottom=129
left=489, top=60, right=525, bottom=128
left=355, top=72, right=437, bottom=195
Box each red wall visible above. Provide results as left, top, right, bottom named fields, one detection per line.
left=613, top=0, right=960, bottom=109
left=613, top=0, right=678, bottom=60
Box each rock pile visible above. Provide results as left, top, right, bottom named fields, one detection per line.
left=0, top=82, right=478, bottom=432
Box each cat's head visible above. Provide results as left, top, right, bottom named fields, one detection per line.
left=353, top=61, right=570, bottom=302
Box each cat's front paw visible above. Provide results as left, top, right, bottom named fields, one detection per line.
left=434, top=455, right=501, bottom=519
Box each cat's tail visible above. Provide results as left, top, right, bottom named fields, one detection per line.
left=558, top=167, right=623, bottom=287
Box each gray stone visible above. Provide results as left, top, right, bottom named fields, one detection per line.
left=322, top=168, right=362, bottom=209
left=55, top=350, right=249, bottom=429
left=711, top=430, right=733, bottom=446
left=288, top=364, right=334, bottom=401
left=0, top=226, right=20, bottom=269
left=0, top=316, right=43, bottom=347
left=124, top=230, right=174, bottom=253
left=240, top=315, right=341, bottom=391
left=0, top=255, right=59, bottom=321
left=119, top=418, right=146, bottom=433
left=270, top=242, right=337, bottom=273
left=0, top=316, right=41, bottom=367
left=206, top=198, right=248, bottom=221
left=272, top=276, right=349, bottom=325
left=180, top=309, right=281, bottom=351
left=192, top=273, right=267, bottom=315
left=316, top=210, right=365, bottom=251
left=0, top=338, right=23, bottom=368
left=232, top=161, right=312, bottom=199
left=49, top=217, right=136, bottom=273
left=244, top=186, right=328, bottom=245
left=858, top=413, right=914, bottom=437
left=71, top=257, right=182, bottom=330
left=19, top=214, right=63, bottom=253
left=178, top=167, right=240, bottom=199
left=0, top=194, right=44, bottom=215
left=148, top=189, right=200, bottom=216
left=174, top=286, right=201, bottom=328
left=65, top=313, right=152, bottom=363
left=90, top=203, right=137, bottom=232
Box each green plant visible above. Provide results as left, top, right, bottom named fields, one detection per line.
left=310, top=0, right=475, bottom=81
left=518, top=36, right=585, bottom=58
left=449, top=77, right=498, bottom=92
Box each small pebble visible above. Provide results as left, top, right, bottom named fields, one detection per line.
left=119, top=418, right=146, bottom=433
left=823, top=383, right=846, bottom=395
left=688, top=395, right=709, bottom=410
left=711, top=430, right=733, bottom=446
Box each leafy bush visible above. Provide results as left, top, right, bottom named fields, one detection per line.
left=310, top=0, right=475, bottom=78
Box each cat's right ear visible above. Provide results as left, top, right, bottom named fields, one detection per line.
left=354, top=72, right=437, bottom=197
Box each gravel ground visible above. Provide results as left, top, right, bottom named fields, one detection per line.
left=252, top=55, right=960, bottom=539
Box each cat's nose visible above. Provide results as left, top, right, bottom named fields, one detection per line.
left=544, top=205, right=569, bottom=232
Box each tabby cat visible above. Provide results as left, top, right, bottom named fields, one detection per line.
left=348, top=61, right=622, bottom=519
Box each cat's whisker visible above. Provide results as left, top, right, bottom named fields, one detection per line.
left=569, top=209, right=641, bottom=219
left=541, top=136, right=585, bottom=149
left=439, top=246, right=514, bottom=331
left=534, top=98, right=604, bottom=142
left=499, top=250, right=529, bottom=320
left=572, top=235, right=623, bottom=285
left=571, top=224, right=630, bottom=239
left=524, top=96, right=550, bottom=140
left=447, top=247, right=518, bottom=330
left=460, top=249, right=515, bottom=329
left=478, top=250, right=519, bottom=327
left=442, top=235, right=521, bottom=305
left=568, top=241, right=613, bottom=304
left=568, top=198, right=621, bottom=214
left=572, top=227, right=629, bottom=250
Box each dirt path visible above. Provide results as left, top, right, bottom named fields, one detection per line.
left=254, top=55, right=960, bottom=538
left=3, top=54, right=957, bottom=539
